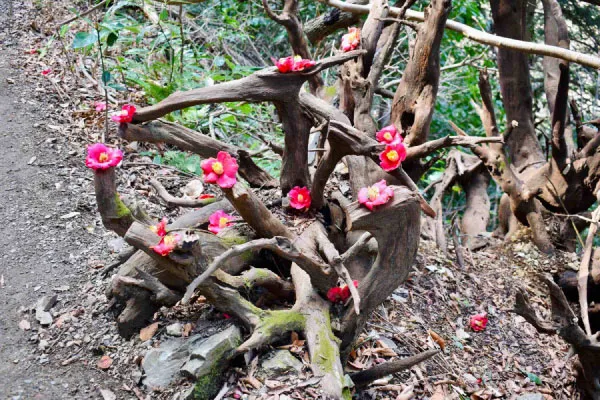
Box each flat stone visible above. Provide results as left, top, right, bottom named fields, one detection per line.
left=142, top=325, right=241, bottom=389
left=180, top=325, right=241, bottom=379
left=35, top=295, right=57, bottom=326
left=258, top=350, right=303, bottom=377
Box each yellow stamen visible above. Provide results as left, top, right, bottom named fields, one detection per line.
left=384, top=132, right=393, bottom=141
left=219, top=217, right=229, bottom=228
left=386, top=150, right=399, bottom=162
left=212, top=161, right=224, bottom=175
left=297, top=194, right=304, bottom=202
left=367, top=187, right=379, bottom=201
left=164, top=235, right=176, bottom=246
left=98, top=152, right=109, bottom=162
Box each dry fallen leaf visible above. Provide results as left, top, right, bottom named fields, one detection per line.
left=18, top=320, right=31, bottom=331
left=429, top=329, right=446, bottom=351
left=430, top=386, right=447, bottom=400
left=183, top=323, right=193, bottom=337
left=139, top=322, right=159, bottom=341
left=97, top=355, right=113, bottom=370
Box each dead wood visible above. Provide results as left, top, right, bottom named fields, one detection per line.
left=120, top=120, right=277, bottom=188
left=340, top=186, right=421, bottom=351
left=149, top=178, right=217, bottom=208
left=350, top=349, right=440, bottom=388
left=304, top=0, right=368, bottom=44
left=93, top=168, right=135, bottom=237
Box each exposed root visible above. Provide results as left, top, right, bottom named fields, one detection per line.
left=149, top=178, right=217, bottom=208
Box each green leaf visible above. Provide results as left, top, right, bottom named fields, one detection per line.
left=72, top=31, right=96, bottom=49
left=159, top=9, right=169, bottom=21
left=106, top=32, right=118, bottom=47
left=521, top=370, right=542, bottom=385
left=102, top=71, right=111, bottom=84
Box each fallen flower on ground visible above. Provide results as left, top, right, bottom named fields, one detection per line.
left=150, top=217, right=168, bottom=237
left=470, top=312, right=488, bottom=332
left=94, top=101, right=107, bottom=112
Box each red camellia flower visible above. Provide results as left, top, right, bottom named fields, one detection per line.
left=85, top=143, right=123, bottom=171
left=288, top=186, right=311, bottom=210
left=110, top=104, right=137, bottom=124
left=379, top=143, right=407, bottom=171
left=41, top=68, right=52, bottom=76
left=150, top=217, right=168, bottom=237
left=26, top=49, right=37, bottom=54
left=341, top=27, right=361, bottom=52
left=273, top=55, right=316, bottom=73
left=340, top=280, right=359, bottom=302
left=327, top=287, right=344, bottom=303
left=208, top=210, right=234, bottom=234
left=273, top=56, right=295, bottom=73
left=469, top=312, right=488, bottom=332
left=358, top=180, right=394, bottom=211
left=94, top=101, right=107, bottom=112
left=199, top=194, right=215, bottom=200
left=150, top=233, right=181, bottom=256
left=376, top=125, right=402, bottom=145
left=201, top=151, right=239, bottom=188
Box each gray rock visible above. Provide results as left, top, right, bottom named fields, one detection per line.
left=142, top=325, right=241, bottom=389
left=516, top=394, right=544, bottom=400
left=258, top=350, right=303, bottom=377
left=35, top=295, right=57, bottom=326
left=180, top=325, right=241, bottom=379
left=166, top=323, right=183, bottom=337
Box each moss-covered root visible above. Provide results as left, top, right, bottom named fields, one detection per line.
left=236, top=309, right=305, bottom=353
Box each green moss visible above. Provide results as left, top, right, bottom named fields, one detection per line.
left=258, top=310, right=305, bottom=336
left=114, top=193, right=132, bottom=218
left=192, top=366, right=222, bottom=400
left=313, top=311, right=340, bottom=374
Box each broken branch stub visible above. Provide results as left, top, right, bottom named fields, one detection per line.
left=340, top=186, right=421, bottom=350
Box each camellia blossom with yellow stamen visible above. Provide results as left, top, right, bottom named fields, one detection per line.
left=341, top=27, right=360, bottom=52
left=150, top=217, right=168, bottom=237
left=288, top=186, right=311, bottom=210
left=208, top=210, right=234, bottom=234
left=375, top=125, right=402, bottom=145
left=85, top=143, right=123, bottom=171
left=110, top=104, right=137, bottom=124
left=150, top=233, right=181, bottom=256
left=357, top=180, right=394, bottom=210
left=379, top=143, right=407, bottom=171
left=201, top=151, right=239, bottom=188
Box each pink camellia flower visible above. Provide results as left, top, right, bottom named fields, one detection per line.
left=376, top=125, right=402, bottom=145
left=208, top=210, right=234, bottom=234
left=201, top=151, right=239, bottom=188
left=340, top=280, right=359, bottom=302
left=110, top=104, right=137, bottom=124
left=26, top=49, right=37, bottom=54
left=150, top=217, right=168, bottom=237
left=358, top=180, right=394, bottom=211
left=379, top=143, right=407, bottom=171
left=288, top=186, right=311, bottom=210
left=41, top=68, right=52, bottom=76
left=327, top=287, right=344, bottom=303
left=94, top=101, right=107, bottom=112
left=85, top=143, right=123, bottom=171
left=150, top=233, right=181, bottom=256
left=273, top=56, right=295, bottom=73
left=341, top=27, right=361, bottom=52
left=469, top=312, right=488, bottom=332
left=273, top=55, right=316, bottom=73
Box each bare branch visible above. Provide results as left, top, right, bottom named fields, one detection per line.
left=149, top=178, right=217, bottom=208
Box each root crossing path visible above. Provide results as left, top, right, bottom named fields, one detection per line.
left=0, top=4, right=122, bottom=398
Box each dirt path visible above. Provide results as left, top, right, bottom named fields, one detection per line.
left=0, top=3, right=123, bottom=399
